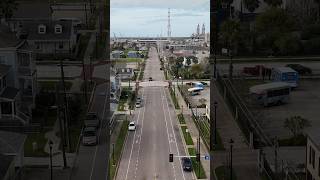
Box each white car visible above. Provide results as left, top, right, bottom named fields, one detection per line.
left=135, top=101, right=141, bottom=108
left=128, top=121, right=136, bottom=131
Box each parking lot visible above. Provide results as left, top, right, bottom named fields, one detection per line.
left=237, top=79, right=320, bottom=139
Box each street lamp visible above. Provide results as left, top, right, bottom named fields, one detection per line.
left=49, top=140, right=53, bottom=180
left=229, top=138, right=234, bottom=180
left=214, top=101, right=218, bottom=145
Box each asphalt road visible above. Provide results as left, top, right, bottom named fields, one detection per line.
left=116, top=47, right=195, bottom=180
left=70, top=83, right=109, bottom=180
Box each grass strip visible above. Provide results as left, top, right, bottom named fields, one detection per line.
left=177, top=113, right=186, bottom=124
left=188, top=148, right=207, bottom=179
left=181, top=126, right=194, bottom=145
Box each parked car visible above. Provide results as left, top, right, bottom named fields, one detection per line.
left=181, top=157, right=192, bottom=171
left=84, top=112, right=100, bottom=128
left=135, top=101, right=141, bottom=108
left=128, top=121, right=136, bottom=131
left=149, top=77, right=153, bottom=81
left=82, top=127, right=98, bottom=146
left=160, top=67, right=163, bottom=70
left=136, top=96, right=142, bottom=103
left=285, top=64, right=312, bottom=75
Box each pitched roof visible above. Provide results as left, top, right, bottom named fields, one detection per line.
left=21, top=20, right=73, bottom=41
left=0, top=65, right=12, bottom=78
left=0, top=154, right=14, bottom=180
left=0, top=87, right=20, bottom=100
left=0, top=131, right=26, bottom=154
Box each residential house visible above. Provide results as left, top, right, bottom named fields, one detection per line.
left=116, top=67, right=134, bottom=81
left=110, top=70, right=121, bottom=102
left=0, top=131, right=27, bottom=168
left=307, top=130, right=320, bottom=180
left=6, top=2, right=52, bottom=33
left=111, top=50, right=124, bottom=59
left=0, top=25, right=37, bottom=124
left=51, top=2, right=93, bottom=27
left=20, top=20, right=77, bottom=60
left=0, top=154, right=15, bottom=180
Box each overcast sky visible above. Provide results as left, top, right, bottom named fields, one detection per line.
left=110, top=0, right=210, bottom=37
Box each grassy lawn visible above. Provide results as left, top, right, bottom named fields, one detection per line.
left=110, top=120, right=129, bottom=179
left=24, top=131, right=49, bottom=157
left=181, top=126, right=194, bottom=145
left=39, top=81, right=72, bottom=91
left=215, top=166, right=237, bottom=180
left=177, top=113, right=186, bottom=124
left=169, top=87, right=180, bottom=109
left=278, top=135, right=307, bottom=146
left=122, top=58, right=143, bottom=63
left=68, top=127, right=82, bottom=153
left=188, top=148, right=206, bottom=179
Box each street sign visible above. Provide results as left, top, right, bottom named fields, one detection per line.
left=204, top=155, right=210, bottom=160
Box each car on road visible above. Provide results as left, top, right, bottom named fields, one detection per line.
left=181, top=157, right=192, bottom=171
left=135, top=101, right=142, bottom=108
left=285, top=64, right=312, bottom=75
left=160, top=67, right=163, bottom=70
left=149, top=77, right=153, bottom=81
left=136, top=96, right=142, bottom=103
left=84, top=112, right=100, bottom=128
left=128, top=121, right=136, bottom=131
left=82, top=127, right=98, bottom=146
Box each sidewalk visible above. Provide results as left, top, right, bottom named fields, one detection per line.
left=175, top=86, right=210, bottom=179
left=175, top=82, right=261, bottom=179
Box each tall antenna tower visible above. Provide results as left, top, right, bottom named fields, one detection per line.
left=167, top=8, right=171, bottom=40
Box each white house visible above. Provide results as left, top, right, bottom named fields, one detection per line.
left=0, top=25, right=37, bottom=124
left=307, top=130, right=320, bottom=180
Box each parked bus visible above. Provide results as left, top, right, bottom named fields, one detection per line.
left=271, top=67, right=299, bottom=88
left=249, top=82, right=291, bottom=106
left=188, top=87, right=202, bottom=96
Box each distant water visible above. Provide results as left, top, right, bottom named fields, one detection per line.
left=111, top=7, right=209, bottom=37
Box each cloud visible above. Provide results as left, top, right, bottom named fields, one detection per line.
left=111, top=0, right=209, bottom=10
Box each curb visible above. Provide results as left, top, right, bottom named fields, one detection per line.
left=113, top=120, right=129, bottom=180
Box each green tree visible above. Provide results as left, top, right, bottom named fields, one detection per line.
left=264, top=0, right=282, bottom=7
left=243, top=0, right=260, bottom=13
left=220, top=19, right=241, bottom=54
left=186, top=57, right=192, bottom=66
left=284, top=116, right=311, bottom=138
left=274, top=33, right=301, bottom=55
left=190, top=64, right=203, bottom=79
left=0, top=0, right=17, bottom=20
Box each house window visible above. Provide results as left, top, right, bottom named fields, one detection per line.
left=55, top=24, right=62, bottom=34
left=36, top=43, right=41, bottom=50
left=38, top=24, right=46, bottom=34
left=0, top=56, right=5, bottom=64
left=58, top=42, right=64, bottom=49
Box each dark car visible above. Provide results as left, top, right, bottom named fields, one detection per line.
left=149, top=77, right=153, bottom=81
left=285, top=64, right=312, bottom=75
left=160, top=67, right=163, bottom=70
left=181, top=157, right=192, bottom=171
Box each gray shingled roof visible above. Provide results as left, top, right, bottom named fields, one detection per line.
left=0, top=154, right=14, bottom=180
left=0, top=25, right=21, bottom=48
left=0, top=65, right=11, bottom=78
left=12, top=2, right=52, bottom=19
left=22, top=20, right=73, bottom=41
left=0, top=131, right=26, bottom=154
left=0, top=87, right=19, bottom=100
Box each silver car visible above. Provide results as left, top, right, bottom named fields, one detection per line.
left=82, top=127, right=98, bottom=146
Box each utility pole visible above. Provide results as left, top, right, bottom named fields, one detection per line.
left=59, top=59, right=71, bottom=152
left=55, top=85, right=67, bottom=168
left=82, top=58, right=88, bottom=104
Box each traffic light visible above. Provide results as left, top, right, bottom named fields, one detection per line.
left=169, top=153, right=173, bottom=162
left=196, top=153, right=200, bottom=162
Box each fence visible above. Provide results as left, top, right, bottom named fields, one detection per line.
left=215, top=72, right=300, bottom=180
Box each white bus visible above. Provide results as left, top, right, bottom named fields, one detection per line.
left=188, top=87, right=202, bottom=96
left=249, top=82, right=291, bottom=106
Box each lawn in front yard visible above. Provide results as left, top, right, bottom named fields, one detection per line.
left=24, top=131, right=50, bottom=157
left=188, top=148, right=206, bottom=179
left=181, top=126, right=194, bottom=145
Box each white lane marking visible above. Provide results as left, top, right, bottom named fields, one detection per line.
left=160, top=88, right=177, bottom=180
left=124, top=88, right=145, bottom=180
left=162, top=87, right=187, bottom=180
left=90, top=86, right=107, bottom=180
left=133, top=87, right=148, bottom=179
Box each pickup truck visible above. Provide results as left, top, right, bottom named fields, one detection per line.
left=84, top=112, right=100, bottom=128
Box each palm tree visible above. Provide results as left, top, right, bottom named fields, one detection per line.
left=0, top=0, right=18, bottom=20
left=243, top=0, right=260, bottom=13
left=264, top=0, right=282, bottom=7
